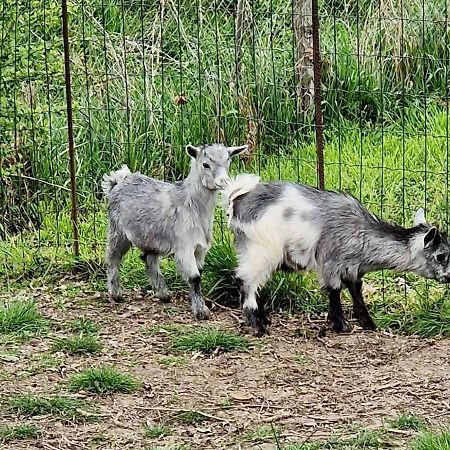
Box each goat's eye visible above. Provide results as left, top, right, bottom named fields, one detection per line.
left=202, top=163, right=211, bottom=169
left=436, top=253, right=448, bottom=264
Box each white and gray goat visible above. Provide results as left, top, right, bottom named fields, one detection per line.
left=102, top=143, right=247, bottom=319
left=222, top=174, right=450, bottom=335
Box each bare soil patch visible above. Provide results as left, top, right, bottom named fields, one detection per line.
left=1, top=282, right=450, bottom=449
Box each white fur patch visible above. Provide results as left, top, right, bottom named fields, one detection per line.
left=220, top=173, right=261, bottom=226
left=234, top=185, right=322, bottom=300
left=102, top=165, right=131, bottom=196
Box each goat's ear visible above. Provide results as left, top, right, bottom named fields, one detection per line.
left=186, top=144, right=200, bottom=159
left=414, top=208, right=426, bottom=226
left=424, top=227, right=441, bottom=248
left=228, top=144, right=248, bottom=157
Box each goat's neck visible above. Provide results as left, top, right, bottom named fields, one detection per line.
left=183, top=166, right=216, bottom=210
left=364, top=226, right=421, bottom=274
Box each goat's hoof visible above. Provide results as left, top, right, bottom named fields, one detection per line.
left=157, top=291, right=172, bottom=303
left=255, top=325, right=269, bottom=337
left=193, top=305, right=211, bottom=320
left=330, top=319, right=351, bottom=333
left=359, top=317, right=377, bottom=331
left=109, top=294, right=124, bottom=305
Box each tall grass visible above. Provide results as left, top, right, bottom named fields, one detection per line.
left=1, top=0, right=449, bottom=231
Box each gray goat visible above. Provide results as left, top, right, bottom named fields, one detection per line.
left=102, top=143, right=247, bottom=319
left=222, top=173, right=450, bottom=335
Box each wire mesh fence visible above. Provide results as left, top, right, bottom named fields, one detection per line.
left=1, top=0, right=449, bottom=319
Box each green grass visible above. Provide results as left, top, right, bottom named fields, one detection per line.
left=66, top=318, right=99, bottom=334
left=175, top=410, right=208, bottom=425
left=0, top=423, right=40, bottom=443
left=0, top=300, right=48, bottom=334
left=158, top=356, right=187, bottom=367
left=143, top=424, right=173, bottom=439
left=51, top=334, right=103, bottom=355
left=390, top=413, right=426, bottom=431
left=146, top=324, right=187, bottom=336
left=287, top=429, right=384, bottom=449
left=240, top=426, right=280, bottom=443
left=171, top=328, right=250, bottom=354
left=144, top=446, right=190, bottom=450
left=69, top=366, right=140, bottom=394
left=411, top=430, right=450, bottom=450
left=5, top=394, right=93, bottom=421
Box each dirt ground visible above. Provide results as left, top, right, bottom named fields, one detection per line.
left=1, top=281, right=450, bottom=450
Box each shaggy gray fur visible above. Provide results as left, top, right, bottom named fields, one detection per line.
left=102, top=143, right=247, bottom=319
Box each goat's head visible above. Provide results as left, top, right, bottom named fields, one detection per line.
left=186, top=143, right=248, bottom=190
left=412, top=208, right=450, bottom=283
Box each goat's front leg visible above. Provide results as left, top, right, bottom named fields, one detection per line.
left=237, top=279, right=271, bottom=337
left=175, top=250, right=210, bottom=320
left=326, top=287, right=350, bottom=333
left=235, top=242, right=279, bottom=336
left=345, top=279, right=377, bottom=330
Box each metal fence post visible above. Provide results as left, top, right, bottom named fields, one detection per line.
left=311, top=0, right=325, bottom=190
left=61, top=0, right=80, bottom=256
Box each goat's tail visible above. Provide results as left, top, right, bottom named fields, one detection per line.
left=101, top=165, right=131, bottom=197
left=220, top=173, right=260, bottom=225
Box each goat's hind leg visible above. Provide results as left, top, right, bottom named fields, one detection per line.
left=105, top=229, right=131, bottom=304
left=326, top=287, right=350, bottom=333
left=345, top=279, right=377, bottom=331
left=141, top=252, right=171, bottom=302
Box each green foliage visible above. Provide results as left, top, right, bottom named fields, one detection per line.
left=175, top=410, right=207, bottom=425
left=287, top=429, right=384, bottom=449
left=158, top=356, right=187, bottom=367
left=240, top=426, right=280, bottom=442
left=389, top=413, right=426, bottom=431
left=411, top=430, right=450, bottom=450
left=5, top=394, right=91, bottom=420
left=1, top=0, right=448, bottom=239
left=143, top=424, right=173, bottom=439
left=145, top=324, right=187, bottom=336
left=69, top=366, right=139, bottom=394
left=66, top=317, right=99, bottom=334
left=0, top=423, right=40, bottom=443
left=0, top=299, right=48, bottom=334
left=171, top=328, right=250, bottom=354
left=51, top=334, right=103, bottom=355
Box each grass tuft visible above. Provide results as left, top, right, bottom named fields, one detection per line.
left=0, top=423, right=40, bottom=443
left=172, top=328, right=250, bottom=354
left=146, top=324, right=187, bottom=336
left=66, top=317, right=99, bottom=334
left=411, top=430, right=450, bottom=450
left=176, top=410, right=208, bottom=425
left=240, top=426, right=280, bottom=442
left=69, top=366, right=139, bottom=394
left=143, top=424, right=173, bottom=439
left=389, top=413, right=426, bottom=431
left=5, top=394, right=92, bottom=420
left=0, top=300, right=48, bottom=334
left=51, top=334, right=102, bottom=355
left=158, top=356, right=187, bottom=367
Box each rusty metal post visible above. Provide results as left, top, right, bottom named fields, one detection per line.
left=311, top=0, right=325, bottom=190
left=61, top=0, right=80, bottom=256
